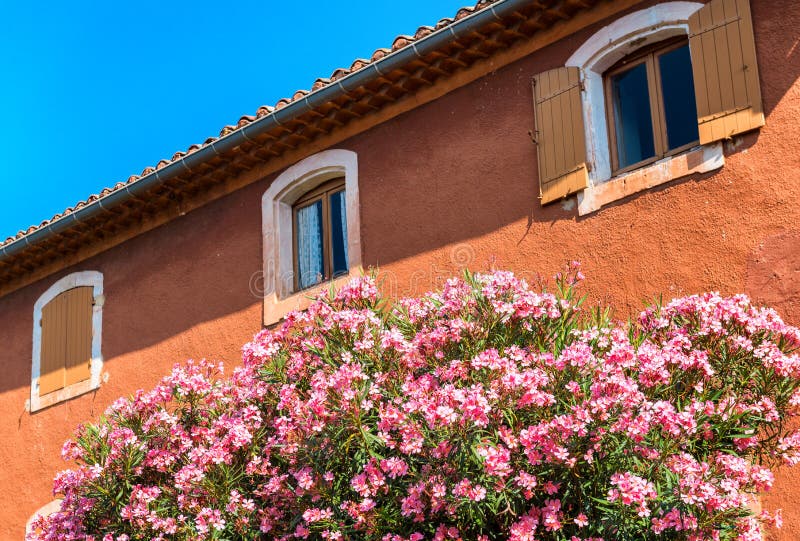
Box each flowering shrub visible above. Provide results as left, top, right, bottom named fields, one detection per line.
left=29, top=266, right=800, bottom=541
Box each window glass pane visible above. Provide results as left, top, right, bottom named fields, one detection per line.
left=611, top=62, right=656, bottom=169
left=329, top=190, right=348, bottom=276
left=296, top=200, right=324, bottom=289
left=658, top=44, right=699, bottom=150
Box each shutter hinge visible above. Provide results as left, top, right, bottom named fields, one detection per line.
left=689, top=15, right=742, bottom=37
left=528, top=130, right=539, bottom=145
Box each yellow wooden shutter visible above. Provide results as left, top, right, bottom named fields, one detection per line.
left=64, top=287, right=93, bottom=386
left=688, top=0, right=763, bottom=144
left=39, top=294, right=67, bottom=395
left=38, top=287, right=93, bottom=395
left=532, top=66, right=588, bottom=205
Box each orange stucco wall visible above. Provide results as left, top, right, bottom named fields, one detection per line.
left=2, top=0, right=799, bottom=538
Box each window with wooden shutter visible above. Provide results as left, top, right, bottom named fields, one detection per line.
left=532, top=66, right=588, bottom=205
left=38, top=286, right=93, bottom=396
left=688, top=0, right=763, bottom=144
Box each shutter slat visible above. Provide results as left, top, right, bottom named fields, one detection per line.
left=689, top=0, right=763, bottom=143
left=699, top=5, right=722, bottom=136
left=65, top=287, right=93, bottom=386
left=568, top=69, right=587, bottom=173
left=713, top=0, right=737, bottom=137
left=39, top=295, right=66, bottom=395
left=539, top=73, right=555, bottom=183
left=723, top=0, right=749, bottom=114
left=550, top=70, right=567, bottom=181
left=532, top=66, right=588, bottom=205
left=736, top=0, right=763, bottom=128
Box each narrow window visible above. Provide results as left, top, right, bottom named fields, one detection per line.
left=605, top=38, right=699, bottom=174
left=292, top=178, right=348, bottom=291
left=31, top=271, right=103, bottom=412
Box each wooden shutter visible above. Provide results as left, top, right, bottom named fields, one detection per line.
left=532, top=66, right=588, bottom=205
left=688, top=0, right=763, bottom=144
left=64, top=287, right=93, bottom=386
left=39, top=293, right=68, bottom=395
left=39, top=287, right=93, bottom=395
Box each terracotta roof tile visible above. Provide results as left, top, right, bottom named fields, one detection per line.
left=349, top=59, right=370, bottom=72
left=371, top=48, right=391, bottom=62
left=391, top=35, right=414, bottom=51
left=0, top=0, right=502, bottom=250
left=414, top=26, right=435, bottom=40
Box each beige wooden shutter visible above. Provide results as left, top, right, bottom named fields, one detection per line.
left=688, top=0, right=764, bottom=144
left=38, top=287, right=93, bottom=395
left=532, top=66, right=588, bottom=205
left=39, top=293, right=68, bottom=395
left=64, top=287, right=93, bottom=386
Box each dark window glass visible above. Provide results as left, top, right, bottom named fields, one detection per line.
left=611, top=63, right=656, bottom=169
left=658, top=44, right=700, bottom=150
left=329, top=190, right=348, bottom=276
left=295, top=200, right=324, bottom=289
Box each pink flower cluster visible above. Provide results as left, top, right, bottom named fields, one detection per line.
left=28, top=267, right=800, bottom=541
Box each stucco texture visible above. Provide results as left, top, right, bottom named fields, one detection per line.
left=1, top=0, right=798, bottom=538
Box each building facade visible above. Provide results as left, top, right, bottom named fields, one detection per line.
left=2, top=0, right=799, bottom=538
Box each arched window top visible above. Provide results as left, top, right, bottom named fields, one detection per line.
left=262, top=149, right=361, bottom=325
left=34, top=270, right=103, bottom=315
left=566, top=2, right=703, bottom=72
left=262, top=149, right=357, bottom=209
left=26, top=499, right=63, bottom=537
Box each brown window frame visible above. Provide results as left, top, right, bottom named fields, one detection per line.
left=292, top=178, right=347, bottom=292
left=604, top=37, right=699, bottom=176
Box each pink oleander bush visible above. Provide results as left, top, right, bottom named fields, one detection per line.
left=29, top=265, right=800, bottom=541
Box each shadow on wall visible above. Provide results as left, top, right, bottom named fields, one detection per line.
left=0, top=179, right=267, bottom=398
left=754, top=0, right=800, bottom=118
left=0, top=0, right=798, bottom=398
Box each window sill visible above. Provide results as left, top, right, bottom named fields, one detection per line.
left=28, top=379, right=99, bottom=413
left=263, top=267, right=363, bottom=327
left=577, top=143, right=724, bottom=216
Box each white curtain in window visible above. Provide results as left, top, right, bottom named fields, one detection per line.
left=339, top=192, right=348, bottom=266
left=297, top=203, right=323, bottom=289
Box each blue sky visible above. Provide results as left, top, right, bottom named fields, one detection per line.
left=0, top=0, right=470, bottom=241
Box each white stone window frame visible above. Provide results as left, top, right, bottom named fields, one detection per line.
left=262, top=149, right=361, bottom=325
left=29, top=271, right=104, bottom=412
left=566, top=2, right=725, bottom=215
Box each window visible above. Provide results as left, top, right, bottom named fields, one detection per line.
left=535, top=0, right=764, bottom=214
left=30, top=271, right=103, bottom=412
left=605, top=38, right=699, bottom=174
left=293, top=179, right=349, bottom=290
left=262, top=149, right=361, bottom=325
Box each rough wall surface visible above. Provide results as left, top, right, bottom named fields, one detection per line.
left=1, top=0, right=798, bottom=538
